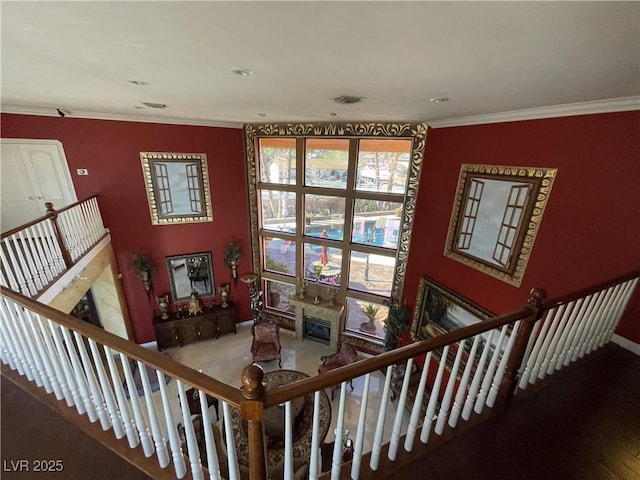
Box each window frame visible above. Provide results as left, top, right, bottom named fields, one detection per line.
left=244, top=122, right=428, bottom=344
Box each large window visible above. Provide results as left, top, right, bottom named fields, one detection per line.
left=245, top=123, right=427, bottom=346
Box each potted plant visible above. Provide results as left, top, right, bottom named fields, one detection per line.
left=383, top=297, right=411, bottom=350
left=224, top=240, right=242, bottom=286
left=132, top=252, right=154, bottom=298
left=359, top=303, right=381, bottom=333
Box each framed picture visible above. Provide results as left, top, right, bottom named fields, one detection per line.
left=140, top=152, right=213, bottom=225
left=166, top=252, right=214, bottom=302
left=411, top=276, right=494, bottom=342
left=444, top=164, right=557, bottom=287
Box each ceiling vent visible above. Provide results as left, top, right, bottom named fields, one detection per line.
left=332, top=95, right=365, bottom=105
left=142, top=102, right=168, bottom=109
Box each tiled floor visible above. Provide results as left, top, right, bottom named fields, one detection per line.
left=164, top=321, right=408, bottom=454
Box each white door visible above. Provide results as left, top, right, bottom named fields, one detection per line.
left=1, top=139, right=77, bottom=233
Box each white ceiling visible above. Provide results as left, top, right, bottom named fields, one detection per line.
left=2, top=2, right=639, bottom=128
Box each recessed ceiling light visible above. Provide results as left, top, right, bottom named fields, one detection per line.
left=142, top=102, right=167, bottom=109
left=430, top=97, right=450, bottom=103
left=329, top=112, right=338, bottom=117
left=257, top=113, right=266, bottom=117
left=231, top=68, right=253, bottom=77
left=332, top=95, right=365, bottom=105
left=128, top=80, right=149, bottom=86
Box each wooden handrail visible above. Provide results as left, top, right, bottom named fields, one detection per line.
left=265, top=306, right=533, bottom=408
left=1, top=194, right=99, bottom=239
left=0, top=287, right=245, bottom=407
left=543, top=270, right=640, bottom=310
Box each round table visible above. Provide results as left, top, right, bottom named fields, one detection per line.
left=230, top=370, right=331, bottom=468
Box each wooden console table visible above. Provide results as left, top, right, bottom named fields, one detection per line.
left=288, top=297, right=343, bottom=350
left=153, top=304, right=237, bottom=350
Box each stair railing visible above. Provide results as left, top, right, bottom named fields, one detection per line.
left=1, top=195, right=107, bottom=298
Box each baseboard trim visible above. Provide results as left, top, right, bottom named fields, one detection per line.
left=611, top=334, right=640, bottom=356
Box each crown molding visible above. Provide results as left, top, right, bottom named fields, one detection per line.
left=427, top=96, right=640, bottom=128
left=0, top=104, right=243, bottom=129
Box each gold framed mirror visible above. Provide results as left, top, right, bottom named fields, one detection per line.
left=166, top=252, right=214, bottom=302
left=444, top=164, right=557, bottom=287
left=140, top=152, right=213, bottom=225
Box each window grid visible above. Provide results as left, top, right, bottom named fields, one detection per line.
left=186, top=163, right=202, bottom=213
left=154, top=163, right=174, bottom=215
left=458, top=179, right=484, bottom=250
left=492, top=184, right=529, bottom=266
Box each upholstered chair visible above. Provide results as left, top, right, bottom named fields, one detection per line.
left=251, top=320, right=282, bottom=368
left=318, top=342, right=358, bottom=400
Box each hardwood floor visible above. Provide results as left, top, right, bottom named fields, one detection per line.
left=1, top=343, right=638, bottom=480
left=382, top=344, right=640, bottom=480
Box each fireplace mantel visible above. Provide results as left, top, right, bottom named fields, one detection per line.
left=289, top=297, right=343, bottom=350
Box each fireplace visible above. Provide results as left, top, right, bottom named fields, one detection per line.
left=304, top=317, right=331, bottom=345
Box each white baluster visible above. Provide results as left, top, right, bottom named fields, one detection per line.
left=561, top=295, right=592, bottom=366
left=587, top=286, right=616, bottom=353
left=404, top=353, right=431, bottom=450
left=0, top=299, right=26, bottom=375
left=137, top=360, right=169, bottom=467
left=73, top=332, right=110, bottom=429
left=88, top=339, right=125, bottom=438
left=576, top=291, right=606, bottom=359
left=0, top=318, right=19, bottom=371
left=369, top=365, right=393, bottom=471
left=35, top=314, right=73, bottom=405
left=487, top=322, right=521, bottom=407
left=4, top=236, right=34, bottom=296
left=519, top=308, right=555, bottom=386
left=421, top=345, right=449, bottom=443
left=28, top=223, right=54, bottom=283
left=48, top=320, right=84, bottom=412
left=40, top=219, right=66, bottom=273
left=23, top=309, right=55, bottom=394
left=474, top=326, right=507, bottom=414
left=462, top=330, right=495, bottom=420
left=284, top=400, right=294, bottom=480
left=222, top=401, right=240, bottom=480
left=60, top=326, right=97, bottom=421
left=593, top=284, right=624, bottom=349
left=532, top=306, right=565, bottom=380
left=4, top=300, right=41, bottom=383
left=157, top=371, right=187, bottom=479
left=22, top=227, right=48, bottom=286
left=309, top=390, right=322, bottom=480
left=198, top=388, right=221, bottom=480
left=104, top=346, right=140, bottom=448
left=120, top=353, right=155, bottom=456
left=388, top=358, right=413, bottom=460
left=0, top=245, right=21, bottom=292
left=16, top=230, right=43, bottom=292
left=449, top=337, right=480, bottom=427
left=603, top=279, right=638, bottom=344
left=548, top=300, right=579, bottom=372
left=56, top=212, right=76, bottom=260
left=517, top=317, right=542, bottom=380
left=331, top=382, right=347, bottom=480
left=177, top=380, right=203, bottom=480
left=350, top=374, right=370, bottom=480
left=544, top=302, right=577, bottom=375
left=436, top=341, right=466, bottom=433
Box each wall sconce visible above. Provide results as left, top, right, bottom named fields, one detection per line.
left=223, top=240, right=242, bottom=287
left=132, top=252, right=154, bottom=299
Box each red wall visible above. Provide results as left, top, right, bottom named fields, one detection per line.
left=1, top=114, right=251, bottom=343
left=3, top=111, right=638, bottom=345
left=403, top=111, right=640, bottom=343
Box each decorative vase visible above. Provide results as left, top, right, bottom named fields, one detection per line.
left=156, top=294, right=169, bottom=320
left=188, top=291, right=202, bottom=316
left=219, top=284, right=230, bottom=308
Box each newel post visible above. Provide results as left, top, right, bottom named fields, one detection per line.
left=497, top=287, right=547, bottom=407
left=45, top=202, right=73, bottom=267
left=241, top=364, right=268, bottom=480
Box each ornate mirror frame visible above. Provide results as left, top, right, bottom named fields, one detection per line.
left=140, top=152, right=213, bottom=225
left=444, top=164, right=557, bottom=287
left=165, top=252, right=214, bottom=302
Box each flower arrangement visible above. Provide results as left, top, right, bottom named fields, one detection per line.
left=132, top=252, right=154, bottom=298
left=223, top=240, right=242, bottom=285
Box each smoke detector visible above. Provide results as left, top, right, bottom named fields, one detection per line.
left=332, top=95, right=365, bottom=105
